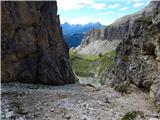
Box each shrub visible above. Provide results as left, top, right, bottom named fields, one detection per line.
left=136, top=16, right=152, bottom=24
left=99, top=53, right=102, bottom=57
left=121, top=111, right=144, bottom=120
left=122, top=55, right=129, bottom=62
left=114, top=81, right=130, bottom=94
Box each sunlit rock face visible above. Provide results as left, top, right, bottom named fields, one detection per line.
left=1, top=1, right=75, bottom=85
left=74, top=1, right=160, bottom=56
left=110, top=1, right=160, bottom=111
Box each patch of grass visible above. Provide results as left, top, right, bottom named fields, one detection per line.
left=69, top=51, right=78, bottom=60
left=69, top=50, right=116, bottom=77
left=70, top=51, right=97, bottom=77
left=71, top=57, right=95, bottom=77
left=98, top=50, right=116, bottom=75
left=122, top=111, right=144, bottom=120
left=122, top=55, right=129, bottom=62
left=114, top=81, right=130, bottom=94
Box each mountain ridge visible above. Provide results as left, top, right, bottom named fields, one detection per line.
left=74, top=1, right=160, bottom=56
left=61, top=22, right=104, bottom=48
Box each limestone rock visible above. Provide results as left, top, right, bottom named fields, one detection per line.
left=110, top=1, right=160, bottom=111
left=1, top=1, right=75, bottom=85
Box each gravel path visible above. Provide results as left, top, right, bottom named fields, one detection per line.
left=1, top=83, right=159, bottom=120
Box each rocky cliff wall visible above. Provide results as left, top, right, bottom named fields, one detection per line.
left=1, top=1, right=75, bottom=85
left=108, top=1, right=160, bottom=111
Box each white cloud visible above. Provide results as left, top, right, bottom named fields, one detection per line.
left=97, top=11, right=115, bottom=15
left=128, top=0, right=145, bottom=2
left=133, top=2, right=145, bottom=7
left=120, top=7, right=129, bottom=11
left=57, top=0, right=106, bottom=10
left=146, top=1, right=150, bottom=5
left=127, top=0, right=150, bottom=5
left=63, top=16, right=93, bottom=25
left=57, top=0, right=94, bottom=10
left=108, top=3, right=120, bottom=8
left=132, top=0, right=141, bottom=2
left=91, top=3, right=106, bottom=9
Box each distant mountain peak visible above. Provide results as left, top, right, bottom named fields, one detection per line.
left=63, top=22, right=69, bottom=25
left=62, top=22, right=103, bottom=26
left=61, top=22, right=105, bottom=48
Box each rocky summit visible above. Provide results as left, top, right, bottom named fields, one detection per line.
left=1, top=1, right=75, bottom=85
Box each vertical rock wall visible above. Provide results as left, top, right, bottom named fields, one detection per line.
left=111, top=1, right=160, bottom=111
left=1, top=1, right=75, bottom=85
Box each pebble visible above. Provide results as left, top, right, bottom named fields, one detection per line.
left=50, top=108, right=55, bottom=112
left=65, top=115, right=71, bottom=120
left=6, top=111, right=13, bottom=118
left=151, top=114, right=160, bottom=118
left=1, top=83, right=159, bottom=120
left=34, top=113, right=39, bottom=118
left=104, top=98, right=110, bottom=103
left=149, top=118, right=159, bottom=120
left=16, top=117, right=24, bottom=120
left=1, top=114, right=6, bottom=119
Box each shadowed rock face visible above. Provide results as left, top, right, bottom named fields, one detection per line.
left=1, top=1, right=75, bottom=85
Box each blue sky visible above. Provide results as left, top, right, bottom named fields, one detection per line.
left=57, top=0, right=151, bottom=25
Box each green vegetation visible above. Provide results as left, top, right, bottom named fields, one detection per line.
left=99, top=53, right=102, bottom=57
left=69, top=50, right=116, bottom=77
left=122, top=111, right=144, bottom=120
left=136, top=16, right=152, bottom=24
left=10, top=101, right=23, bottom=114
left=98, top=50, right=116, bottom=75
left=114, top=81, right=130, bottom=94
left=69, top=51, right=98, bottom=77
left=122, top=55, right=129, bottom=62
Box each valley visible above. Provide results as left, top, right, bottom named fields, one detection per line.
left=1, top=1, right=160, bottom=120
left=61, top=22, right=104, bottom=48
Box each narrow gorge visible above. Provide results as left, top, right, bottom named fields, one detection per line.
left=1, top=1, right=160, bottom=120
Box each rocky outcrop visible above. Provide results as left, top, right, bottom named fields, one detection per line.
left=74, top=27, right=122, bottom=56
left=75, top=1, right=160, bottom=56
left=75, top=28, right=121, bottom=55
left=1, top=1, right=75, bottom=85
left=109, top=1, right=160, bottom=111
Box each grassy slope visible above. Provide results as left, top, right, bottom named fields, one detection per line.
left=70, top=51, right=116, bottom=77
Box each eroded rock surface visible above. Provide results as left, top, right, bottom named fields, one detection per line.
left=109, top=1, right=160, bottom=111
left=1, top=1, right=75, bottom=85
